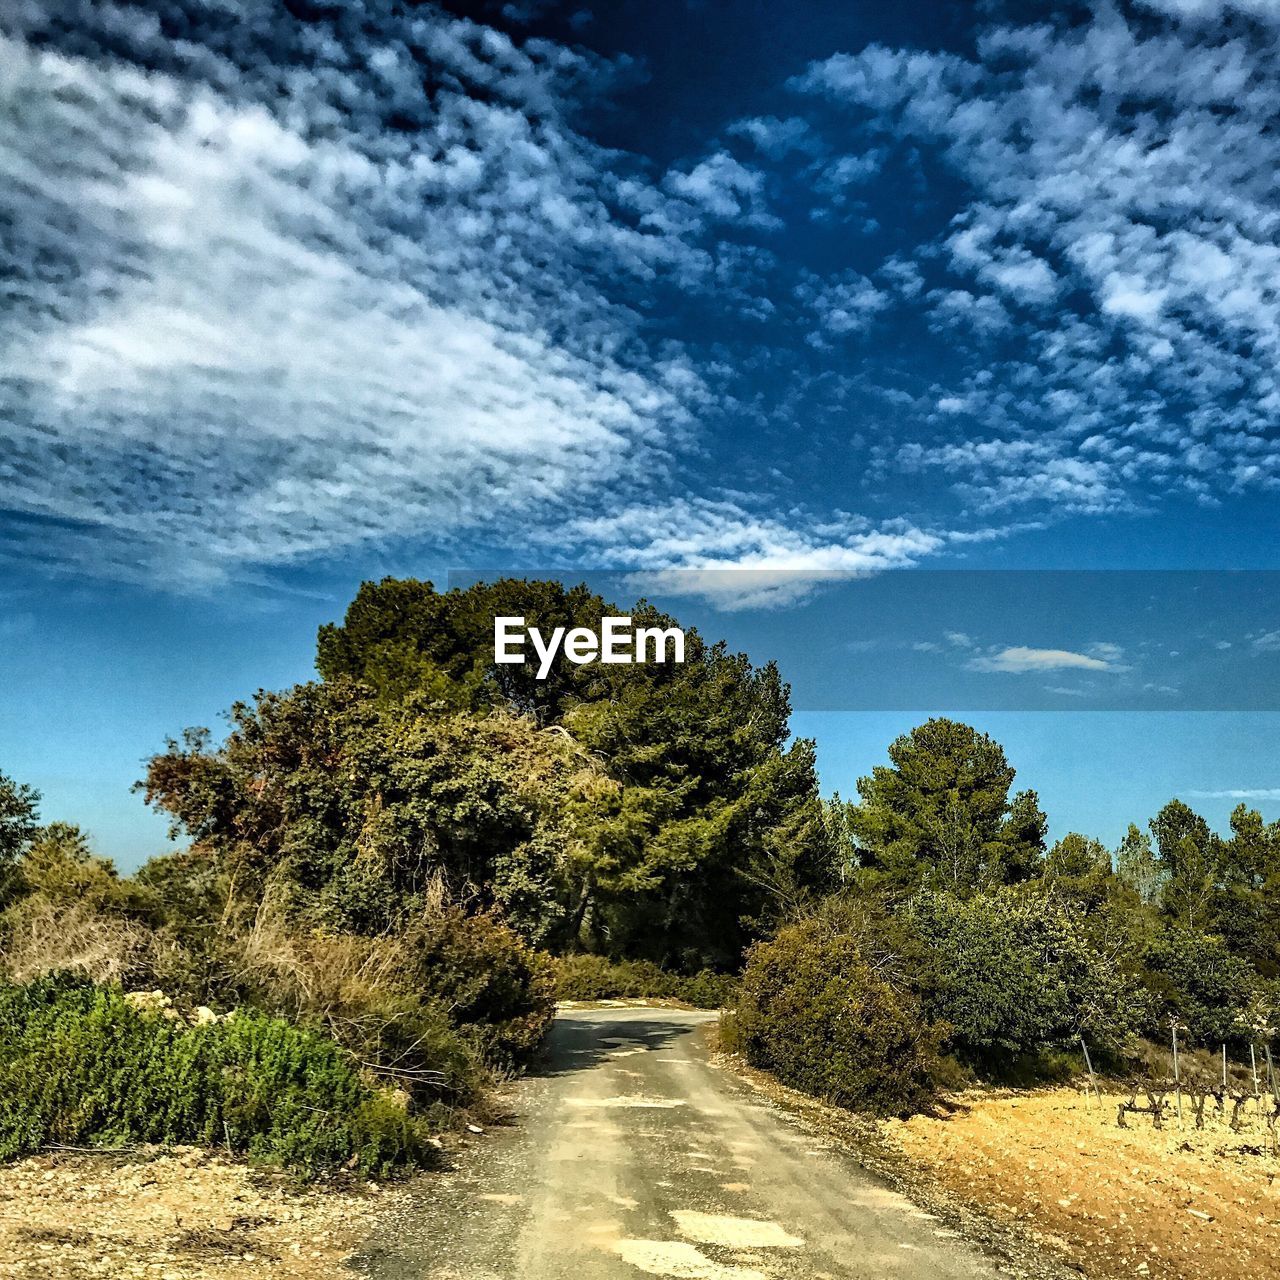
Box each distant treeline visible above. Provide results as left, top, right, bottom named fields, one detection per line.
left=731, top=716, right=1280, bottom=1111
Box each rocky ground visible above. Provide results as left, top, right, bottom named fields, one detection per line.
left=719, top=1053, right=1280, bottom=1280
left=0, top=1146, right=405, bottom=1279
left=883, top=1086, right=1280, bottom=1280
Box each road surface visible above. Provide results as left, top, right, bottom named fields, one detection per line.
left=355, top=1006, right=1007, bottom=1279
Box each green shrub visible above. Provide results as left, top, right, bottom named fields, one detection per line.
left=1139, top=928, right=1260, bottom=1048
left=228, top=902, right=486, bottom=1112
left=0, top=975, right=428, bottom=1178
left=678, top=968, right=739, bottom=1010
left=404, top=906, right=555, bottom=1067
left=216, top=895, right=550, bottom=1097
left=730, top=916, right=948, bottom=1114
left=909, top=889, right=1148, bottom=1069
left=548, top=954, right=735, bottom=1009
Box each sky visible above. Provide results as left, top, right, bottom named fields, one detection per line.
left=3, top=0, right=1280, bottom=865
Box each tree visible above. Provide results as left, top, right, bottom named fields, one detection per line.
left=0, top=770, right=39, bottom=867
left=1042, top=832, right=1113, bottom=908
left=140, top=682, right=576, bottom=941
left=1212, top=804, right=1280, bottom=978
left=317, top=577, right=696, bottom=722
left=1149, top=799, right=1224, bottom=931
left=910, top=888, right=1148, bottom=1065
left=849, top=719, right=1046, bottom=895
left=1116, top=823, right=1162, bottom=905
left=820, top=793, right=860, bottom=887
left=146, top=579, right=838, bottom=970
left=1140, top=926, right=1260, bottom=1047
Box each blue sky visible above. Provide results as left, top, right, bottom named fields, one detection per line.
left=3, top=0, right=1280, bottom=865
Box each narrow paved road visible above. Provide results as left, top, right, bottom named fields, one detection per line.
left=355, top=1006, right=1005, bottom=1280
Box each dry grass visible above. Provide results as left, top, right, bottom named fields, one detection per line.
left=0, top=896, right=156, bottom=986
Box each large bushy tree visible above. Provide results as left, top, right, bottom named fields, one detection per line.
left=144, top=578, right=836, bottom=969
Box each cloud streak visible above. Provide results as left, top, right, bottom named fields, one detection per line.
left=1188, top=788, right=1280, bottom=800
left=968, top=645, right=1120, bottom=675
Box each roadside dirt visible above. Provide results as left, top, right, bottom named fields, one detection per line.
left=884, top=1087, right=1280, bottom=1280
left=715, top=1054, right=1076, bottom=1280
left=719, top=1045, right=1280, bottom=1280
left=0, top=1146, right=405, bottom=1279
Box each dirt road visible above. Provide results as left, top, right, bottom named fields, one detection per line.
left=354, top=1006, right=1006, bottom=1280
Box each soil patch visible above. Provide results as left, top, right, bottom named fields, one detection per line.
left=885, top=1086, right=1280, bottom=1280
left=0, top=1146, right=407, bottom=1279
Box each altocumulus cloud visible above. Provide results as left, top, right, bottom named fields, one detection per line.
left=4, top=0, right=926, bottom=587
left=0, top=4, right=720, bottom=583
left=5, top=1, right=1279, bottom=590
left=792, top=2, right=1280, bottom=515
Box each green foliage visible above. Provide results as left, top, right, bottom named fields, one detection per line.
left=140, top=686, right=574, bottom=941
left=850, top=719, right=1046, bottom=896
left=1150, top=799, right=1224, bottom=931
left=1042, top=832, right=1114, bottom=908
left=0, top=976, right=427, bottom=1177
left=548, top=954, right=736, bottom=1009
left=11, top=824, right=143, bottom=911
left=0, top=824, right=550, bottom=1110
left=1115, top=824, right=1162, bottom=906
left=909, top=888, right=1149, bottom=1067
left=399, top=904, right=556, bottom=1067
left=1139, top=928, right=1260, bottom=1047
left=0, top=770, right=39, bottom=872
left=146, top=577, right=840, bottom=969
left=18, top=589, right=1280, bottom=1151
left=730, top=913, right=950, bottom=1114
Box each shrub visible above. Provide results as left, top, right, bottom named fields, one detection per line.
left=548, top=954, right=736, bottom=1009
left=229, top=902, right=485, bottom=1115
left=678, top=968, right=739, bottom=1010
left=402, top=905, right=556, bottom=1067
left=909, top=888, right=1148, bottom=1069
left=0, top=975, right=428, bottom=1177
left=1140, top=928, right=1261, bottom=1048
left=730, top=916, right=948, bottom=1114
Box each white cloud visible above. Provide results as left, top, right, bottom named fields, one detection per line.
left=1188, top=787, right=1280, bottom=800
left=794, top=6, right=1280, bottom=514
left=566, top=499, right=944, bottom=609
left=0, top=8, right=806, bottom=585
left=796, top=270, right=891, bottom=339
left=969, top=645, right=1119, bottom=674
left=663, top=151, right=778, bottom=228
left=1136, top=0, right=1280, bottom=21
left=728, top=115, right=818, bottom=160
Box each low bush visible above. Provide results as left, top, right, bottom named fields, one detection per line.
left=229, top=904, right=486, bottom=1117
left=729, top=916, right=949, bottom=1114
left=3, top=858, right=554, bottom=1114
left=0, top=975, right=428, bottom=1177
left=548, top=954, right=736, bottom=1009
left=404, top=905, right=556, bottom=1067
